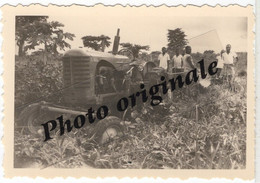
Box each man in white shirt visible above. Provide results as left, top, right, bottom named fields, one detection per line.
left=172, top=48, right=183, bottom=73
left=183, top=46, right=195, bottom=72
left=158, top=47, right=170, bottom=71
left=222, top=44, right=238, bottom=79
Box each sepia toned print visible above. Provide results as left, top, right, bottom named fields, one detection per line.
left=1, top=5, right=255, bottom=179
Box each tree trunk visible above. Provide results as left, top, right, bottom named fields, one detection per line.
left=101, top=39, right=105, bottom=52
left=43, top=41, right=48, bottom=64
left=18, top=41, right=25, bottom=56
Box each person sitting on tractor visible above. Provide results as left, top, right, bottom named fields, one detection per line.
left=96, top=67, right=107, bottom=93
left=97, top=67, right=117, bottom=94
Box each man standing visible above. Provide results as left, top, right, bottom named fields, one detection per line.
left=172, top=48, right=183, bottom=73
left=222, top=44, right=238, bottom=81
left=182, top=46, right=196, bottom=98
left=158, top=47, right=170, bottom=71
left=183, top=46, right=195, bottom=72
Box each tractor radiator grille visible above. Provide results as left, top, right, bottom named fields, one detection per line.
left=62, top=56, right=91, bottom=104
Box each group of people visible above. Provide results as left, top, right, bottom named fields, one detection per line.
left=158, top=46, right=195, bottom=74
left=157, top=44, right=238, bottom=81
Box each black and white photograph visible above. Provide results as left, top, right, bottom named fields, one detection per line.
left=1, top=4, right=255, bottom=179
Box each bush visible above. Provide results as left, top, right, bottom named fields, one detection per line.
left=15, top=53, right=63, bottom=109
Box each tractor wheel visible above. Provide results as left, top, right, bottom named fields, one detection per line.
left=94, top=116, right=125, bottom=144
left=18, top=104, right=56, bottom=135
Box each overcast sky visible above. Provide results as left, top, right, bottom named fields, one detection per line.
left=47, top=10, right=247, bottom=53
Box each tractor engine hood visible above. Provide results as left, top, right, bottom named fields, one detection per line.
left=63, top=48, right=132, bottom=71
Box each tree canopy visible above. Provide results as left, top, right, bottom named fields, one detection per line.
left=167, top=28, right=188, bottom=54
left=120, top=43, right=150, bottom=60
left=15, top=16, right=75, bottom=56
left=81, top=35, right=111, bottom=52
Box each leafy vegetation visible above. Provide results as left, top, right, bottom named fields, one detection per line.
left=15, top=16, right=75, bottom=56
left=120, top=43, right=150, bottom=60
left=14, top=52, right=247, bottom=169
left=15, top=53, right=63, bottom=116
left=81, top=35, right=111, bottom=52
left=167, top=28, right=188, bottom=55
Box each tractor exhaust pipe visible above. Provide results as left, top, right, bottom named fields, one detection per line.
left=112, top=28, right=120, bottom=55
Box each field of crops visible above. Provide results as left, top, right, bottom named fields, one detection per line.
left=14, top=52, right=247, bottom=169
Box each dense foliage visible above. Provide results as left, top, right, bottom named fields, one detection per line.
left=120, top=43, right=150, bottom=60
left=167, top=28, right=188, bottom=55
left=14, top=52, right=247, bottom=169
left=16, top=16, right=48, bottom=56
left=15, top=54, right=63, bottom=109
left=81, top=35, right=111, bottom=52
left=15, top=16, right=75, bottom=56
